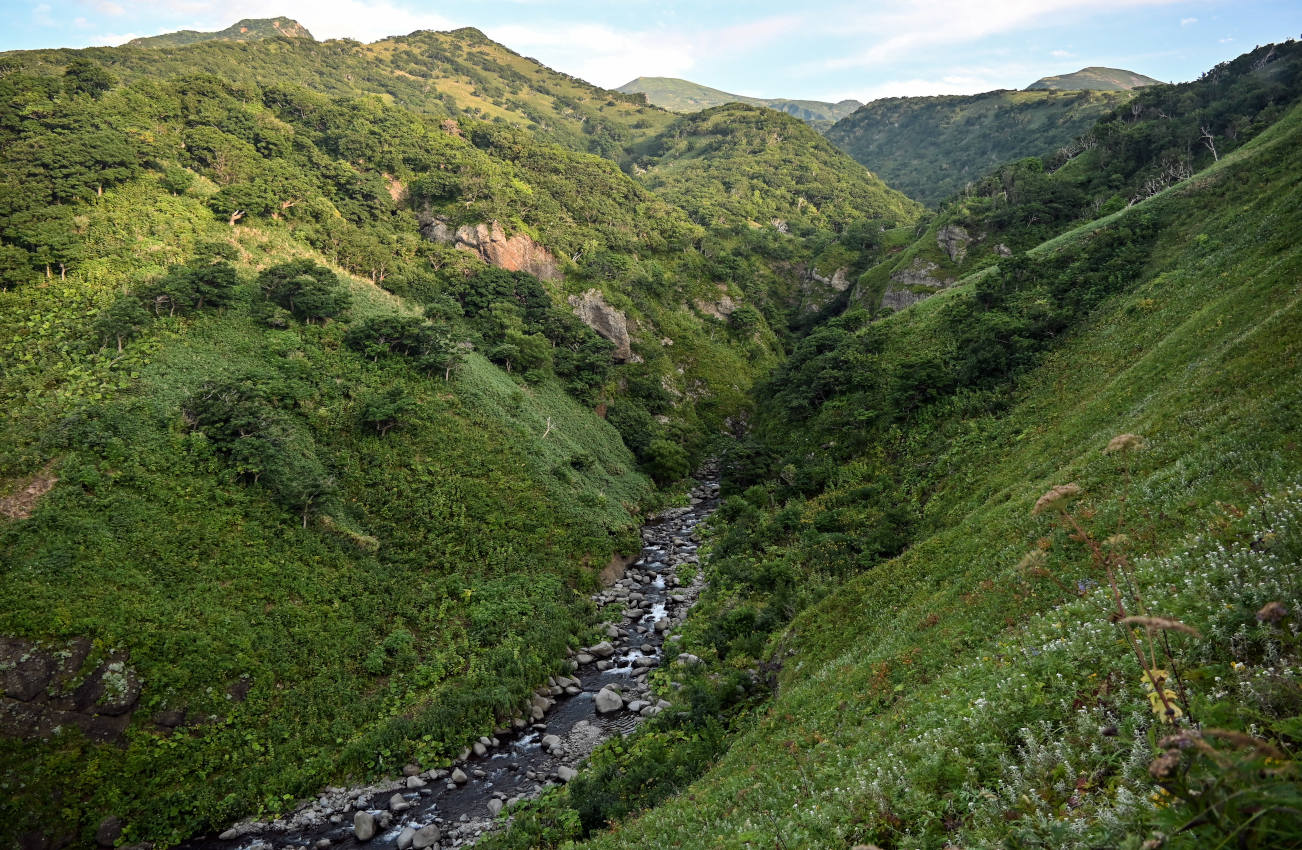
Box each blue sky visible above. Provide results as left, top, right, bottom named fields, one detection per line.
left=3, top=0, right=1300, bottom=102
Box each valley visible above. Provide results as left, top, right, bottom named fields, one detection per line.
left=1, top=16, right=1299, bottom=850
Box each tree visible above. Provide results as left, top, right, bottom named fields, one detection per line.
left=93, top=296, right=150, bottom=352
left=63, top=58, right=114, bottom=99
left=359, top=387, right=416, bottom=436
left=258, top=260, right=350, bottom=323
left=644, top=438, right=690, bottom=485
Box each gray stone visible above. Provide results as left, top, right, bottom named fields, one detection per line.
left=472, top=741, right=488, bottom=757
left=396, top=828, right=415, bottom=850
left=556, top=765, right=578, bottom=782
left=568, top=290, right=634, bottom=361
left=353, top=811, right=377, bottom=842
left=589, top=641, right=616, bottom=658
left=594, top=686, right=623, bottom=713
left=406, top=775, right=426, bottom=788
left=541, top=734, right=561, bottom=750
left=389, top=792, right=410, bottom=812
left=451, top=767, right=468, bottom=784
left=314, top=840, right=332, bottom=850
left=96, top=817, right=122, bottom=847
left=402, top=763, right=422, bottom=777
left=488, top=798, right=504, bottom=816
left=411, top=824, right=441, bottom=849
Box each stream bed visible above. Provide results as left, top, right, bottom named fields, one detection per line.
left=185, top=466, right=720, bottom=850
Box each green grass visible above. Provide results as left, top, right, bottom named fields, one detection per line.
left=0, top=180, right=653, bottom=848
left=550, top=101, right=1302, bottom=850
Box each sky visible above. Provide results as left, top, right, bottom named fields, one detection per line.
left=3, top=0, right=1300, bottom=102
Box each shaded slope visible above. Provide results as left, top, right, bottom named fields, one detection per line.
left=533, top=93, right=1302, bottom=850
left=825, top=88, right=1132, bottom=205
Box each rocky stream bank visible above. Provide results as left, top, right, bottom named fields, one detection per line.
left=182, top=468, right=721, bottom=850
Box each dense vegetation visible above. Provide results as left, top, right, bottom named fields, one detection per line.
left=2, top=21, right=1300, bottom=850
left=855, top=40, right=1302, bottom=313
left=825, top=88, right=1132, bottom=205
left=615, top=76, right=862, bottom=131
left=479, top=44, right=1302, bottom=850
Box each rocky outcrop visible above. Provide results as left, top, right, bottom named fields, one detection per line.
left=936, top=224, right=972, bottom=263
left=1, top=638, right=142, bottom=742
left=879, top=257, right=956, bottom=312
left=693, top=293, right=739, bottom=320
left=568, top=289, right=634, bottom=361
left=422, top=219, right=561, bottom=282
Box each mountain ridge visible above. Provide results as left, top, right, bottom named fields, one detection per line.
left=125, top=16, right=313, bottom=48
left=1027, top=65, right=1162, bottom=90
left=617, top=76, right=862, bottom=131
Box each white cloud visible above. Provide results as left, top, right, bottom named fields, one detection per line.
left=32, top=2, right=55, bottom=27
left=820, top=0, right=1181, bottom=70
left=487, top=22, right=697, bottom=88
left=1051, top=49, right=1074, bottom=57
left=95, top=1, right=125, bottom=14
left=1219, top=36, right=1234, bottom=43
left=1180, top=16, right=1197, bottom=25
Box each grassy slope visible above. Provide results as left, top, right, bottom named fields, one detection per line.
left=615, top=77, right=860, bottom=130
left=125, top=17, right=313, bottom=47
left=0, top=181, right=652, bottom=847
left=1026, top=66, right=1163, bottom=91
left=826, top=89, right=1132, bottom=205
left=575, top=99, right=1302, bottom=850
left=1, top=27, right=674, bottom=157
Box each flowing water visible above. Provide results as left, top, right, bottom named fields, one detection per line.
left=185, top=468, right=720, bottom=850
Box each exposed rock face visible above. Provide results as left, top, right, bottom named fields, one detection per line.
left=936, top=224, right=972, bottom=263
left=693, top=293, right=739, bottom=320
left=422, top=219, right=560, bottom=281
left=1, top=638, right=142, bottom=742
left=568, top=289, right=634, bottom=362
left=879, top=257, right=956, bottom=312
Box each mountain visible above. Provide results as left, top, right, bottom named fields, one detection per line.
left=1027, top=65, right=1162, bottom=90
left=480, top=40, right=1302, bottom=850
left=125, top=16, right=314, bottom=47
left=825, top=88, right=1133, bottom=205
left=854, top=40, right=1302, bottom=314
left=3, top=20, right=1302, bottom=850
left=10, top=26, right=677, bottom=159
left=617, top=76, right=862, bottom=131
left=629, top=104, right=923, bottom=315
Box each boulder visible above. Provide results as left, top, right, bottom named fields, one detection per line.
left=488, top=798, right=504, bottom=816
left=353, top=811, right=376, bottom=842
left=556, top=765, right=578, bottom=782
left=588, top=641, right=616, bottom=658
left=594, top=686, right=623, bottom=713
left=411, top=825, right=441, bottom=849
left=451, top=767, right=468, bottom=784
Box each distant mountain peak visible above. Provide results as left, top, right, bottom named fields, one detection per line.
left=616, top=76, right=862, bottom=132
left=1026, top=66, right=1161, bottom=91
left=126, top=17, right=314, bottom=48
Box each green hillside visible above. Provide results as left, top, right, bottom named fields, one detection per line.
left=855, top=40, right=1302, bottom=314
left=1028, top=65, right=1162, bottom=90
left=5, top=25, right=676, bottom=159
left=2, top=21, right=1301, bottom=850
left=825, top=88, right=1132, bottom=205
left=126, top=17, right=314, bottom=48
left=483, top=74, right=1302, bottom=850
left=630, top=104, right=924, bottom=317
left=617, top=76, right=862, bottom=131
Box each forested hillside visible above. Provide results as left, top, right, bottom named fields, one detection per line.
left=825, top=88, right=1132, bottom=205
left=485, top=55, right=1302, bottom=850
left=855, top=40, right=1302, bottom=314
left=2, top=20, right=1300, bottom=850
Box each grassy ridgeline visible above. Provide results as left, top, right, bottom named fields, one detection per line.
left=0, top=180, right=652, bottom=847
left=491, top=100, right=1302, bottom=850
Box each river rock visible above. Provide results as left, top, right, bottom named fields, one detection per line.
left=488, top=798, right=504, bottom=816
left=412, top=824, right=441, bottom=848
left=354, top=811, right=376, bottom=842
left=389, top=793, right=410, bottom=812
left=589, top=641, right=616, bottom=658
left=406, top=775, right=426, bottom=788
left=451, top=767, right=468, bottom=784
left=556, top=765, right=578, bottom=782
left=396, top=827, right=415, bottom=850
left=472, top=741, right=487, bottom=757
left=594, top=686, right=623, bottom=713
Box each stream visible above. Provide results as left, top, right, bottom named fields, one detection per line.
left=185, top=465, right=720, bottom=850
